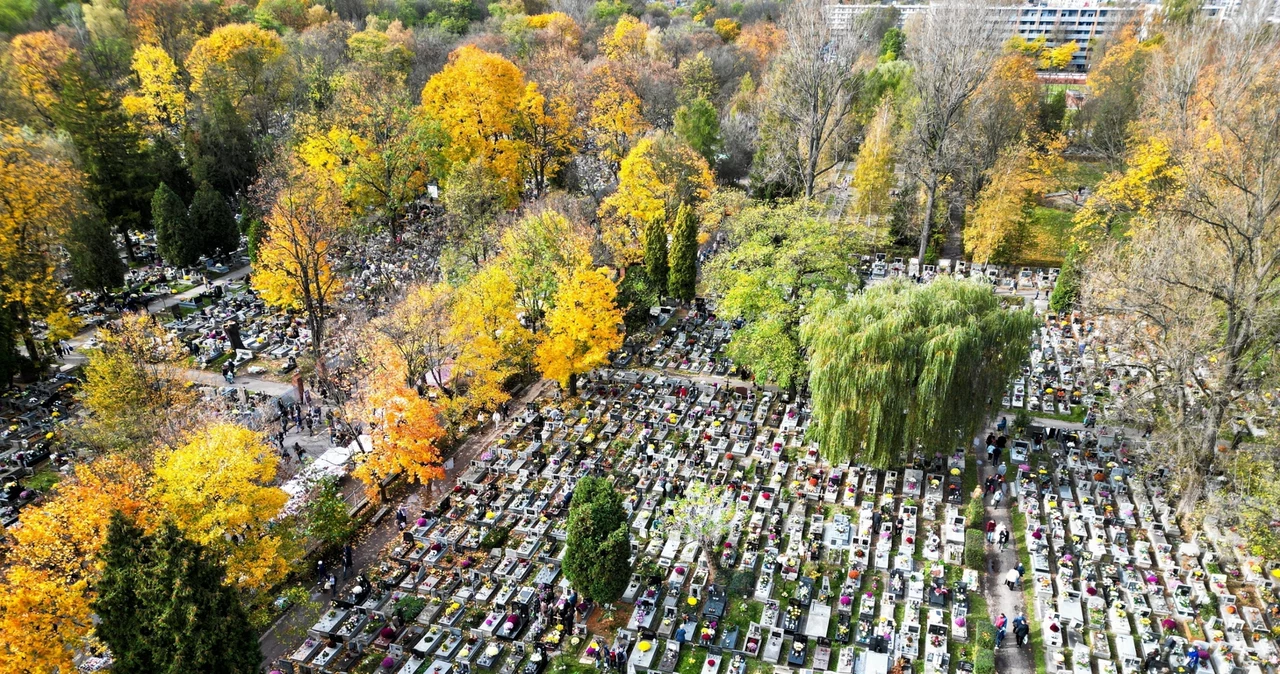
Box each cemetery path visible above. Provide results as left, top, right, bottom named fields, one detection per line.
left=979, top=455, right=1036, bottom=674
left=258, top=378, right=554, bottom=669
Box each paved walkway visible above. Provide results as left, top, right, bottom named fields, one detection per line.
left=978, top=449, right=1035, bottom=674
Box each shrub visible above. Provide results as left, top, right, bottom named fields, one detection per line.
left=965, top=529, right=987, bottom=570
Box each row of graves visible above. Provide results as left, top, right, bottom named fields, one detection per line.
left=275, top=306, right=995, bottom=674
left=1007, top=313, right=1117, bottom=421
left=866, top=253, right=1060, bottom=292
left=161, top=279, right=311, bottom=377
left=1010, top=312, right=1280, bottom=674
left=0, top=373, right=79, bottom=526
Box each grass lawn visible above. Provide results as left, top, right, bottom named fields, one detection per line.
left=725, top=597, right=761, bottom=635
left=549, top=654, right=595, bottom=674
left=26, top=465, right=62, bottom=492
left=1021, top=207, right=1075, bottom=267
left=1059, top=159, right=1109, bottom=191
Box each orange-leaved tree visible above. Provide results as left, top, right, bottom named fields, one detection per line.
left=0, top=456, right=152, bottom=674
left=535, top=266, right=624, bottom=397
left=354, top=374, right=447, bottom=499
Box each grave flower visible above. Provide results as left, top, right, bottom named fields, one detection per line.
left=382, top=657, right=396, bottom=669
left=1161, top=618, right=1177, bottom=630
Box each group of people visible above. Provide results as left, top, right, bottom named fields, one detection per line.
left=993, top=612, right=1030, bottom=648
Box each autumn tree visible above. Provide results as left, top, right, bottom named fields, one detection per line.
left=668, top=203, right=698, bottom=301
left=803, top=278, right=1036, bottom=466
left=757, top=0, right=873, bottom=198
left=1079, top=12, right=1280, bottom=514
left=122, top=44, right=187, bottom=133
left=298, top=69, right=446, bottom=238
left=902, top=0, right=1002, bottom=262
left=588, top=71, right=650, bottom=171
left=0, top=126, right=83, bottom=370
left=1076, top=26, right=1155, bottom=167
left=420, top=46, right=530, bottom=202
left=450, top=263, right=535, bottom=410
left=501, top=209, right=592, bottom=335
left=76, top=312, right=195, bottom=453
left=186, top=23, right=291, bottom=133
left=963, top=140, right=1063, bottom=265
left=536, top=266, right=624, bottom=396
left=599, top=132, right=714, bottom=265
left=0, top=456, right=152, bottom=673
left=962, top=52, right=1041, bottom=199
left=514, top=83, right=579, bottom=197
left=442, top=159, right=507, bottom=269
left=374, top=283, right=456, bottom=392
left=9, top=31, right=71, bottom=125
left=355, top=378, right=446, bottom=498
left=95, top=514, right=261, bottom=674
left=850, top=98, right=897, bottom=217
left=252, top=164, right=344, bottom=362
left=150, top=423, right=292, bottom=593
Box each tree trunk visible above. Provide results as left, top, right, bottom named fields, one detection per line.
left=918, top=181, right=938, bottom=264
left=568, top=373, right=578, bottom=398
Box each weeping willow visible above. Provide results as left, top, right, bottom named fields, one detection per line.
left=802, top=278, right=1036, bottom=467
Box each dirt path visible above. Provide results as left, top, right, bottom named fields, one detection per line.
left=978, top=452, right=1036, bottom=674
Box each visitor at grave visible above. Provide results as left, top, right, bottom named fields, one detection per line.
left=1186, top=647, right=1200, bottom=670
left=997, top=417, right=1008, bottom=433
left=986, top=442, right=995, bottom=462
left=1142, top=649, right=1162, bottom=672
left=317, top=559, right=326, bottom=584
left=294, top=444, right=305, bottom=463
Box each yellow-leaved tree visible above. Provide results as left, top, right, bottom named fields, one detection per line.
left=420, top=46, right=530, bottom=203
left=535, top=266, right=624, bottom=397
left=122, top=43, right=187, bottom=132
left=0, top=456, right=152, bottom=674
left=599, top=132, right=715, bottom=265
left=355, top=375, right=446, bottom=499
left=448, top=264, right=536, bottom=420
left=186, top=23, right=290, bottom=131
left=76, top=311, right=195, bottom=453
left=600, top=15, right=650, bottom=61
left=964, top=139, right=1064, bottom=264
left=9, top=31, right=72, bottom=124
left=253, top=163, right=345, bottom=362
left=588, top=66, right=650, bottom=170
left=374, top=283, right=456, bottom=392
left=500, top=209, right=593, bottom=335
left=0, top=126, right=83, bottom=367
left=514, top=84, right=579, bottom=197
left=850, top=98, right=897, bottom=218
left=152, top=422, right=292, bottom=592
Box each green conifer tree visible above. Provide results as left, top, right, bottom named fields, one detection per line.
left=668, top=203, right=699, bottom=301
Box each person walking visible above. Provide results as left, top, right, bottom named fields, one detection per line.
left=1005, top=568, right=1020, bottom=590
left=342, top=542, right=354, bottom=579
left=986, top=519, right=997, bottom=543
left=997, top=524, right=1009, bottom=551
left=1013, top=614, right=1029, bottom=647
left=316, top=559, right=326, bottom=585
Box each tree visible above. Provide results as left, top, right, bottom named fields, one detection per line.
left=450, top=263, right=535, bottom=405
left=0, top=126, right=84, bottom=368
left=588, top=83, right=649, bottom=172
left=0, top=456, right=152, bottom=674
left=1048, top=246, right=1080, bottom=313
left=66, top=214, right=126, bottom=295
left=189, top=181, right=239, bottom=257
left=501, top=209, right=592, bottom=335
left=706, top=201, right=876, bottom=388
left=802, top=278, right=1037, bottom=467
left=599, top=133, right=714, bottom=265
left=1078, top=10, right=1280, bottom=514
left=514, top=84, right=579, bottom=197
left=563, top=476, right=631, bottom=603
left=442, top=159, right=506, bottom=268
left=54, top=59, right=154, bottom=261
left=152, top=182, right=197, bottom=266
left=714, top=18, right=741, bottom=42
left=535, top=266, right=624, bottom=397
left=9, top=31, right=72, bottom=125
left=374, top=283, right=456, bottom=392
left=963, top=140, right=1063, bottom=265
left=674, top=97, right=720, bottom=165
left=851, top=98, right=897, bottom=217
left=152, top=423, right=291, bottom=592
left=757, top=0, right=872, bottom=198
left=962, top=53, right=1041, bottom=199
left=298, top=72, right=446, bottom=238
left=668, top=203, right=698, bottom=301
left=420, top=46, right=530, bottom=201
left=75, top=312, right=195, bottom=453
left=122, top=44, right=186, bottom=132
left=301, top=476, right=356, bottom=552
left=669, top=482, right=739, bottom=579
left=95, top=514, right=261, bottom=674
left=1076, top=26, right=1154, bottom=167
left=354, top=378, right=446, bottom=498
left=186, top=23, right=290, bottom=133
left=252, top=164, right=344, bottom=362
left=902, top=0, right=1002, bottom=262
left=186, top=96, right=258, bottom=202
left=643, top=216, right=668, bottom=295
left=677, top=52, right=717, bottom=105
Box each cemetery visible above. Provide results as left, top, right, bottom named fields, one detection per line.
left=271, top=299, right=1280, bottom=674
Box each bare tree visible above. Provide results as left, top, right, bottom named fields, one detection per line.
left=902, top=0, right=1002, bottom=262
left=757, top=0, right=875, bottom=198
left=1082, top=3, right=1280, bottom=514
